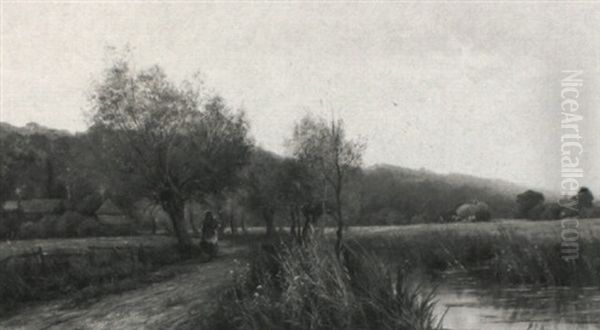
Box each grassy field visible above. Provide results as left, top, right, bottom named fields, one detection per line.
left=0, top=235, right=191, bottom=315
left=345, top=218, right=600, bottom=287
left=3, top=219, right=598, bottom=328
left=346, top=218, right=600, bottom=241
left=5, top=217, right=596, bottom=259
left=0, top=235, right=180, bottom=260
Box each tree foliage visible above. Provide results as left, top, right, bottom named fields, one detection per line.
left=89, top=60, right=251, bottom=252
left=289, top=114, right=365, bottom=253
left=576, top=187, right=594, bottom=210
left=516, top=190, right=545, bottom=219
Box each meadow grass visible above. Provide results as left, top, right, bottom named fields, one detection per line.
left=348, top=219, right=600, bottom=286
left=0, top=242, right=183, bottom=316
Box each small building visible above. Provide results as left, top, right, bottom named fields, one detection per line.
left=454, top=200, right=491, bottom=222
left=2, top=200, right=19, bottom=213
left=2, top=199, right=64, bottom=221
left=95, top=199, right=131, bottom=226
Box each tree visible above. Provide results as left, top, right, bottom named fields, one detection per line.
left=289, top=114, right=365, bottom=255
left=89, top=60, right=251, bottom=254
left=516, top=190, right=545, bottom=219
left=276, top=158, right=319, bottom=241
left=241, top=149, right=282, bottom=237
left=576, top=187, right=594, bottom=210
left=0, top=133, right=34, bottom=203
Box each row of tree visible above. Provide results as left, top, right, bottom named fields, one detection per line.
left=3, top=58, right=597, bottom=255
left=87, top=59, right=363, bottom=254
left=516, top=187, right=597, bottom=220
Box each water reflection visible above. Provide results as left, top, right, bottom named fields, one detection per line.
left=429, top=271, right=600, bottom=330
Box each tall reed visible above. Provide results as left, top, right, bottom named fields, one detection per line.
left=209, top=240, right=442, bottom=330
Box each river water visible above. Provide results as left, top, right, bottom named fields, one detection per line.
left=430, top=271, right=600, bottom=330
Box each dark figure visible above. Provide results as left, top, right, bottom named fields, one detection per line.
left=300, top=201, right=331, bottom=242
left=201, top=211, right=220, bottom=258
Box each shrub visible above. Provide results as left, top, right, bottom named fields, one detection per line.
left=100, top=223, right=136, bottom=237
left=0, top=212, right=21, bottom=239
left=208, top=241, right=441, bottom=330
left=36, top=215, right=61, bottom=238
left=527, top=203, right=546, bottom=220
left=55, top=211, right=86, bottom=238
left=0, top=221, right=9, bottom=240
left=18, top=221, right=43, bottom=239
left=75, top=193, right=104, bottom=216
left=540, top=203, right=562, bottom=220
left=76, top=218, right=104, bottom=237
left=474, top=207, right=491, bottom=222
left=579, top=207, right=600, bottom=219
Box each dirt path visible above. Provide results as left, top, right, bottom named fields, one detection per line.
left=0, top=241, right=246, bottom=330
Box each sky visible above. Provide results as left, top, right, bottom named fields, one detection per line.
left=1, top=2, right=599, bottom=192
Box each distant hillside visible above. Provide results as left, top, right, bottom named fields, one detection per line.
left=1, top=121, right=543, bottom=225
left=356, top=164, right=530, bottom=225
left=0, top=122, right=71, bottom=139
left=367, top=163, right=527, bottom=195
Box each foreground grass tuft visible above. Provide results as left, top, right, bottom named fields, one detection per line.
left=208, top=240, right=441, bottom=330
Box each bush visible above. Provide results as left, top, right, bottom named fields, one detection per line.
left=35, top=215, right=61, bottom=238
left=579, top=207, right=600, bottom=219
left=0, top=212, right=20, bottom=239
left=76, top=218, right=104, bottom=237
left=75, top=193, right=104, bottom=216
left=474, top=207, right=491, bottom=222
left=527, top=203, right=546, bottom=220
left=100, top=223, right=137, bottom=237
left=540, top=203, right=562, bottom=220
left=55, top=211, right=86, bottom=238
left=208, top=241, right=441, bottom=330
left=18, top=221, right=43, bottom=239
left=0, top=221, right=9, bottom=240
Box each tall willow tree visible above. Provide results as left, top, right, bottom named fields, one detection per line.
left=89, top=60, right=251, bottom=254
left=289, top=114, right=365, bottom=255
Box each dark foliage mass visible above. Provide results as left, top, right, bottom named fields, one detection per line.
left=2, top=118, right=596, bottom=241
left=88, top=61, right=252, bottom=253
left=514, top=187, right=598, bottom=221
left=516, top=190, right=545, bottom=219
left=0, top=123, right=140, bottom=217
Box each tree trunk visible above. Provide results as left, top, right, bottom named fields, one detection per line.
left=240, top=215, right=247, bottom=235
left=263, top=208, right=275, bottom=237
left=187, top=202, right=199, bottom=236
left=293, top=206, right=304, bottom=243
left=151, top=216, right=157, bottom=235
left=301, top=212, right=313, bottom=243
left=290, top=207, right=297, bottom=239
left=45, top=158, right=55, bottom=198
left=162, top=197, right=193, bottom=256
left=334, top=191, right=344, bottom=257
left=230, top=215, right=237, bottom=236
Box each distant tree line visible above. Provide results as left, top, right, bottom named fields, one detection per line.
left=516, top=187, right=598, bottom=220
left=2, top=58, right=598, bottom=251
left=1, top=58, right=365, bottom=254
